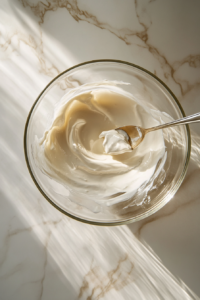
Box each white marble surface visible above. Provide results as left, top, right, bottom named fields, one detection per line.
left=0, top=0, right=200, bottom=299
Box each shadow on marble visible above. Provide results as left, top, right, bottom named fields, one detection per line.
left=0, top=1, right=199, bottom=298
left=7, top=0, right=200, bottom=106
left=128, top=130, right=200, bottom=296
left=1, top=191, right=198, bottom=300
left=0, top=83, right=198, bottom=299
left=0, top=195, right=77, bottom=300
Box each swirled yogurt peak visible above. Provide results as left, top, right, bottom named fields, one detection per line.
left=99, top=129, right=132, bottom=155
left=35, top=81, right=169, bottom=211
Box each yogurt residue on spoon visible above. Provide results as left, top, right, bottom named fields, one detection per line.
left=99, top=126, right=144, bottom=155
left=35, top=81, right=169, bottom=211
left=99, top=129, right=132, bottom=155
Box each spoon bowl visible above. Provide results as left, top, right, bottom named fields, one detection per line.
left=116, top=126, right=146, bottom=150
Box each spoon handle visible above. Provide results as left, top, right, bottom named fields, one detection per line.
left=146, top=112, right=200, bottom=133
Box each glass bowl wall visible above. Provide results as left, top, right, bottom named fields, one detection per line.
left=24, top=60, right=190, bottom=225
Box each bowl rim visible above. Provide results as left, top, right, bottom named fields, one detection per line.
left=24, top=59, right=191, bottom=226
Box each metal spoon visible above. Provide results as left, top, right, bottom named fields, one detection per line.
left=116, top=112, right=200, bottom=150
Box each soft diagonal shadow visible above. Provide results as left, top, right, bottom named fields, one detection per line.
left=0, top=2, right=199, bottom=299
left=0, top=77, right=199, bottom=299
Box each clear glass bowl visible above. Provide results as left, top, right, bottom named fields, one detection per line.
left=24, top=60, right=190, bottom=225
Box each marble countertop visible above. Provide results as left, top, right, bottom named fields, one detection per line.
left=0, top=0, right=200, bottom=299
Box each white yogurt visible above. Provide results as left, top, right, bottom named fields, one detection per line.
left=36, top=82, right=169, bottom=210
left=99, top=129, right=132, bottom=155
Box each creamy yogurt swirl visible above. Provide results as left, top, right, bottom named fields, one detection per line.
left=36, top=82, right=168, bottom=210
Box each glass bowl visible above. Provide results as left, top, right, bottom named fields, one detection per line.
left=24, top=60, right=190, bottom=225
